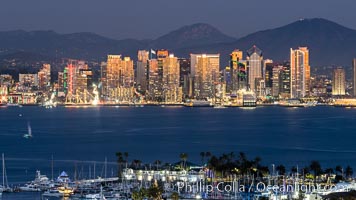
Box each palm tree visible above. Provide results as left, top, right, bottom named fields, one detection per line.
left=309, top=160, right=322, bottom=186
left=345, top=166, right=353, bottom=179
left=154, top=160, right=161, bottom=170
left=335, top=165, right=343, bottom=176
left=200, top=152, right=205, bottom=165
left=115, top=152, right=125, bottom=178
left=179, top=153, right=188, bottom=169
left=276, top=165, right=286, bottom=176
left=163, top=162, right=171, bottom=170
left=205, top=152, right=212, bottom=160
left=124, top=152, right=129, bottom=166
left=291, top=166, right=298, bottom=175
left=324, top=168, right=334, bottom=176
left=132, top=159, right=141, bottom=170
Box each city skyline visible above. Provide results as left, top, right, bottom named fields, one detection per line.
left=1, top=0, right=356, bottom=40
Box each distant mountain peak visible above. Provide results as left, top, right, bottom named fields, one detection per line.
left=152, top=23, right=236, bottom=49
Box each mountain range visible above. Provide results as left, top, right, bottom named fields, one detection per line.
left=1, top=18, right=356, bottom=67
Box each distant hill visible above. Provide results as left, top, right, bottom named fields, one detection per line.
left=176, top=18, right=356, bottom=67
left=150, top=23, right=236, bottom=49
left=1, top=18, right=356, bottom=67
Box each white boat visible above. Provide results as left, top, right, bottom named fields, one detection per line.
left=23, top=122, right=33, bottom=138
left=19, top=170, right=52, bottom=192
left=42, top=189, right=64, bottom=197
left=19, top=183, right=41, bottom=192
left=213, top=105, right=226, bottom=109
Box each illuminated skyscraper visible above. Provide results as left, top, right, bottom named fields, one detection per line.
left=264, top=60, right=274, bottom=95
left=38, top=64, right=51, bottom=91
left=290, top=47, right=310, bottom=98
left=104, top=55, right=134, bottom=102
left=147, top=59, right=161, bottom=101
left=178, top=58, right=191, bottom=99
left=230, top=49, right=244, bottom=93
left=353, top=58, right=356, bottom=96
left=246, top=46, right=263, bottom=93
left=190, top=54, right=220, bottom=99
left=57, top=72, right=64, bottom=95
left=272, top=65, right=283, bottom=97
left=332, top=67, right=346, bottom=96
left=136, top=50, right=149, bottom=93
left=162, top=54, right=182, bottom=103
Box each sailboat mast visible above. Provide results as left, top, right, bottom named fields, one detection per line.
left=104, top=157, right=107, bottom=179
left=51, top=155, right=54, bottom=181
left=2, top=153, right=5, bottom=188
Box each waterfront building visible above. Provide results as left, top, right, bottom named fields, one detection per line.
left=230, top=49, right=244, bottom=93
left=76, top=68, right=93, bottom=94
left=246, top=46, right=263, bottom=93
left=190, top=54, right=220, bottom=100
left=118, top=57, right=135, bottom=102
left=162, top=54, right=182, bottom=103
left=353, top=58, right=356, bottom=96
left=147, top=59, right=161, bottom=102
left=290, top=47, right=310, bottom=98
left=56, top=72, right=65, bottom=97
left=279, top=62, right=291, bottom=99
left=19, top=74, right=39, bottom=91
left=37, top=64, right=51, bottom=92
left=136, top=50, right=149, bottom=93
left=222, top=67, right=232, bottom=94
left=332, top=67, right=346, bottom=96
left=100, top=62, right=107, bottom=98
left=272, top=65, right=283, bottom=97
left=265, top=61, right=274, bottom=96
left=103, top=55, right=134, bottom=102
left=179, top=58, right=191, bottom=99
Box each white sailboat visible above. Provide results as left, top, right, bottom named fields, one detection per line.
left=23, top=122, right=33, bottom=138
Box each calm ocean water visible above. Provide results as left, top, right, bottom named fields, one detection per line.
left=1, top=106, right=356, bottom=199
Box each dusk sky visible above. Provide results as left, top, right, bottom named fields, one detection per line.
left=0, top=0, right=355, bottom=40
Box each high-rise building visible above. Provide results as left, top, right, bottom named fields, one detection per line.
left=162, top=54, right=182, bottom=103
left=100, top=62, right=107, bottom=97
left=178, top=58, right=191, bottom=99
left=265, top=61, right=274, bottom=96
left=279, top=62, right=291, bottom=99
left=38, top=64, right=51, bottom=91
left=332, top=67, right=346, bottom=96
left=222, top=67, right=232, bottom=94
left=190, top=54, right=220, bottom=99
left=230, top=50, right=244, bottom=93
left=63, top=63, right=75, bottom=95
left=104, top=55, right=134, bottom=102
left=136, top=50, right=149, bottom=93
left=290, top=47, right=310, bottom=98
left=76, top=69, right=93, bottom=93
left=246, top=46, right=263, bottom=93
left=105, top=55, right=121, bottom=100
left=147, top=59, right=161, bottom=101
left=57, top=72, right=64, bottom=93
left=272, top=65, right=283, bottom=97
left=353, top=58, right=356, bottom=96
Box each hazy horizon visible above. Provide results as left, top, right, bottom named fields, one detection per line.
left=0, top=0, right=356, bottom=40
